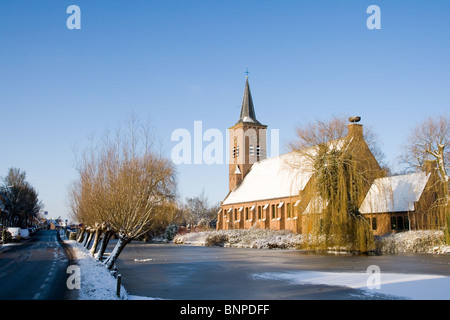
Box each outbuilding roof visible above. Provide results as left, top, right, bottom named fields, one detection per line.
left=359, top=172, right=431, bottom=213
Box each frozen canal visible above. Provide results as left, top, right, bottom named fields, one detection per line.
left=114, top=242, right=450, bottom=300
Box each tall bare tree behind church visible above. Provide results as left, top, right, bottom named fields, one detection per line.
left=402, top=114, right=450, bottom=243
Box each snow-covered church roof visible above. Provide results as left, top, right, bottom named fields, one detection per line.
left=222, top=151, right=315, bottom=206
left=359, top=172, right=431, bottom=214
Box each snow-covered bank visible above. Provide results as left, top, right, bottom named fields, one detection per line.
left=65, top=240, right=128, bottom=300
left=376, top=230, right=449, bottom=254
left=173, top=228, right=305, bottom=249
left=173, top=229, right=449, bottom=254
left=65, top=239, right=164, bottom=300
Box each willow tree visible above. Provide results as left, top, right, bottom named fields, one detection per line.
left=102, top=149, right=177, bottom=270
left=290, top=116, right=384, bottom=252
left=69, top=146, right=112, bottom=258
left=70, top=119, right=177, bottom=269
left=311, top=144, right=375, bottom=252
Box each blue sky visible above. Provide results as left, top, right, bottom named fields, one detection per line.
left=1, top=0, right=449, bottom=221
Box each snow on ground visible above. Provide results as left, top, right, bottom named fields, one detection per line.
left=252, top=270, right=450, bottom=300
left=376, top=230, right=446, bottom=254
left=65, top=239, right=163, bottom=300
left=65, top=239, right=128, bottom=300
left=173, top=228, right=305, bottom=249
left=0, top=242, right=22, bottom=248
left=173, top=228, right=448, bottom=253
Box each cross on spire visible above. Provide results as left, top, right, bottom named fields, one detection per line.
left=236, top=75, right=261, bottom=125
left=245, top=67, right=250, bottom=79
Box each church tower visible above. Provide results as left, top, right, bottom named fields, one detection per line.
left=229, top=76, right=267, bottom=192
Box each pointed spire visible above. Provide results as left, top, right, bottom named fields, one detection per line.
left=236, top=77, right=261, bottom=125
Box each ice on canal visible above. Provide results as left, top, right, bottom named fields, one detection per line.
left=252, top=270, right=450, bottom=300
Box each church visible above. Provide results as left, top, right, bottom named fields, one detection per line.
left=217, top=77, right=443, bottom=236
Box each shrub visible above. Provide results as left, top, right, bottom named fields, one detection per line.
left=205, top=232, right=228, bottom=247
left=375, top=230, right=445, bottom=254
left=165, top=223, right=179, bottom=241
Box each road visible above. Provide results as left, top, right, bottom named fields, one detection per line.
left=0, top=230, right=73, bottom=300
left=115, top=242, right=450, bottom=300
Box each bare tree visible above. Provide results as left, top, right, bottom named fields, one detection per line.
left=290, top=115, right=386, bottom=170
left=401, top=114, right=449, bottom=183
left=69, top=137, right=107, bottom=254
left=69, top=119, right=177, bottom=269
left=182, top=190, right=218, bottom=227
left=1, top=168, right=44, bottom=228
left=401, top=114, right=450, bottom=243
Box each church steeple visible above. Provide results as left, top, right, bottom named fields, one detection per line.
left=236, top=78, right=261, bottom=125
left=228, top=76, right=267, bottom=192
